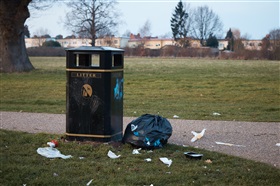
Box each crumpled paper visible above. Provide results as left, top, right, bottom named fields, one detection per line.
left=160, top=157, right=172, bottom=167
left=191, top=129, right=206, bottom=142
left=132, top=148, right=141, bottom=154
left=37, top=147, right=72, bottom=159
left=144, top=158, right=152, bottom=162
left=107, top=150, right=121, bottom=159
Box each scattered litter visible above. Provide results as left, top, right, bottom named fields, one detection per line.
left=53, top=173, right=59, bottom=177
left=215, top=141, right=245, bottom=147
left=144, top=158, right=152, bottom=162
left=160, top=157, right=172, bottom=167
left=203, top=166, right=207, bottom=169
left=79, top=157, right=85, bottom=159
left=205, top=159, right=212, bottom=164
left=213, top=112, right=221, bottom=116
left=184, top=152, right=203, bottom=160
left=182, top=145, right=188, bottom=147
left=276, top=143, right=280, bottom=147
left=166, top=172, right=171, bottom=174
left=132, top=148, right=141, bottom=154
left=107, top=150, right=121, bottom=159
left=147, top=150, right=153, bottom=153
left=173, top=115, right=179, bottom=118
left=86, top=179, right=93, bottom=186
left=47, top=140, right=58, bottom=148
left=191, top=129, right=206, bottom=142
left=37, top=147, right=72, bottom=159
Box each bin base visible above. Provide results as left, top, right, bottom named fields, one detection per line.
left=65, top=132, right=123, bottom=142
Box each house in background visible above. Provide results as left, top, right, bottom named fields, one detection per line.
left=242, top=40, right=262, bottom=50
left=25, top=34, right=263, bottom=51
left=218, top=40, right=229, bottom=50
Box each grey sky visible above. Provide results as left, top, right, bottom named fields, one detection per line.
left=26, top=0, right=279, bottom=39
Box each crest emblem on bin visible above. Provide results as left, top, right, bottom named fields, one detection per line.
left=82, top=84, right=93, bottom=98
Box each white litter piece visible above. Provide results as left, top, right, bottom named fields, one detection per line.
left=144, top=158, right=152, bottom=162
left=213, top=112, right=221, bottom=116
left=79, top=157, right=85, bottom=159
left=132, top=148, right=141, bottom=154
left=191, top=129, right=206, bottom=142
left=53, top=173, right=59, bottom=177
left=173, top=115, right=179, bottom=118
left=37, top=147, right=72, bottom=159
left=47, top=142, right=56, bottom=148
left=276, top=143, right=280, bottom=147
left=147, top=150, right=153, bottom=153
left=160, top=157, right=172, bottom=167
left=215, top=141, right=245, bottom=147
left=107, top=150, right=121, bottom=159
left=131, top=124, right=138, bottom=131
left=86, top=179, right=93, bottom=186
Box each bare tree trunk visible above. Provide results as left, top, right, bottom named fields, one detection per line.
left=0, top=0, right=34, bottom=73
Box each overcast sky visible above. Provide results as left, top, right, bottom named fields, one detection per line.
left=26, top=0, right=279, bottom=40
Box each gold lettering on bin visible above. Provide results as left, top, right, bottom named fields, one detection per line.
left=71, top=72, right=101, bottom=78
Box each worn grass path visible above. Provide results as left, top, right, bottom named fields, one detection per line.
left=1, top=111, right=279, bottom=168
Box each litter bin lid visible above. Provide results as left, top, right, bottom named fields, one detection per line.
left=66, top=46, right=124, bottom=52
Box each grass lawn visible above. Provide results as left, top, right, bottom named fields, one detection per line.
left=1, top=129, right=280, bottom=185
left=1, top=57, right=279, bottom=122
left=1, top=57, right=280, bottom=185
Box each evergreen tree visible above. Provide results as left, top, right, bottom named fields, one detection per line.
left=42, top=40, right=61, bottom=47
left=206, top=33, right=218, bottom=48
left=225, top=28, right=234, bottom=51
left=170, top=1, right=188, bottom=42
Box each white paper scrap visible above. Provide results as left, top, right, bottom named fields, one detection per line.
left=107, top=150, right=121, bottom=159
left=132, top=148, right=141, bottom=154
left=213, top=112, right=221, bottom=116
left=47, top=142, right=56, bottom=148
left=276, top=143, right=280, bottom=147
left=86, top=179, right=93, bottom=186
left=37, top=147, right=72, bottom=159
left=191, top=129, right=206, bottom=142
left=144, top=158, right=152, bottom=162
left=215, top=141, right=245, bottom=147
left=160, top=157, right=172, bottom=167
left=173, top=115, right=179, bottom=118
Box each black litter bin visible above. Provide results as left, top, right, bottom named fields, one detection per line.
left=65, top=46, right=124, bottom=142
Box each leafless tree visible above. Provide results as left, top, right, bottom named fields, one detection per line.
left=122, top=30, right=131, bottom=37
left=269, top=28, right=280, bottom=48
left=137, top=19, right=152, bottom=48
left=269, top=28, right=280, bottom=60
left=32, top=28, right=51, bottom=47
left=64, top=0, right=120, bottom=46
left=0, top=0, right=56, bottom=73
left=138, top=20, right=152, bottom=37
left=190, top=5, right=223, bottom=45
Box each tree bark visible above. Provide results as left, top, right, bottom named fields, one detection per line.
left=0, top=0, right=34, bottom=73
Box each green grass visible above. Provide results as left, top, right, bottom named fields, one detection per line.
left=1, top=57, right=279, bottom=121
left=1, top=129, right=279, bottom=185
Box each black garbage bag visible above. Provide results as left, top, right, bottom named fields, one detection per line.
left=122, top=114, right=172, bottom=149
